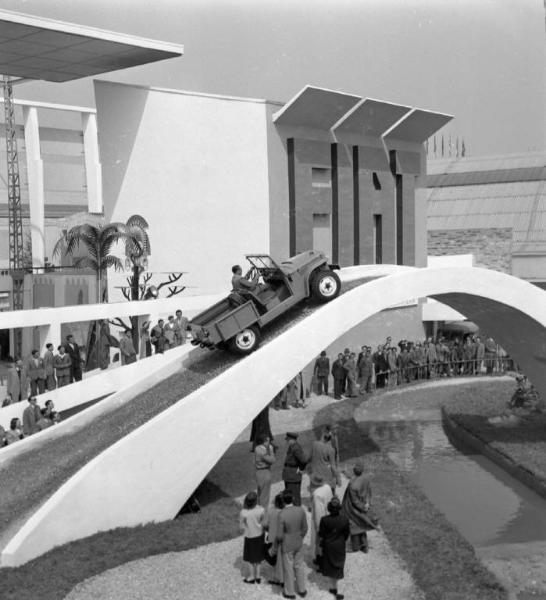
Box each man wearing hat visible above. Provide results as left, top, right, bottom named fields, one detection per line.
left=308, top=428, right=340, bottom=492
left=310, top=474, right=333, bottom=567
left=341, top=461, right=377, bottom=553
left=282, top=432, right=307, bottom=507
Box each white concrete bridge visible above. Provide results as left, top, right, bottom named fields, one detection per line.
left=2, top=265, right=545, bottom=566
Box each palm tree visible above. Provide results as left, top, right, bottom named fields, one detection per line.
left=53, top=217, right=149, bottom=303
left=53, top=216, right=151, bottom=370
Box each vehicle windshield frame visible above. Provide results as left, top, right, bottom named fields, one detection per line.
left=245, top=255, right=281, bottom=271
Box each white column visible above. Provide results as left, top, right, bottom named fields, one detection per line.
left=23, top=106, right=45, bottom=269
left=82, top=113, right=103, bottom=214
left=38, top=322, right=61, bottom=355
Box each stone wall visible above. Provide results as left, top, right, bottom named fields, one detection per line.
left=428, top=228, right=512, bottom=272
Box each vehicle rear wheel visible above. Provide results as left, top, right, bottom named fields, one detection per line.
left=229, top=326, right=261, bottom=355
left=311, top=269, right=341, bottom=302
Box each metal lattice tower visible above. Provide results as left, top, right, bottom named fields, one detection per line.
left=2, top=75, right=24, bottom=355
left=3, top=76, right=23, bottom=271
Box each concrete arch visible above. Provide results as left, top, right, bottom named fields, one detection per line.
left=3, top=266, right=546, bottom=566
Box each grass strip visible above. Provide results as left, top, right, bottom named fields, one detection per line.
left=442, top=379, right=546, bottom=485
left=5, top=382, right=507, bottom=600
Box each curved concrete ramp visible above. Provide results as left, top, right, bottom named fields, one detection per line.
left=3, top=266, right=546, bottom=566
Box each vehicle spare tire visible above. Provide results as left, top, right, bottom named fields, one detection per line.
left=311, top=269, right=341, bottom=302
left=229, top=326, right=261, bottom=355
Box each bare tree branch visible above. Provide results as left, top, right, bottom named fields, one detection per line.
left=166, top=285, right=186, bottom=297
left=108, top=317, right=133, bottom=332
left=155, top=272, right=183, bottom=294
left=120, top=287, right=131, bottom=301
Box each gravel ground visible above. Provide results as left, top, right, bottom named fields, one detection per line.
left=65, top=474, right=423, bottom=600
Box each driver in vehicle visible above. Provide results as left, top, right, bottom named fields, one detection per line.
left=231, top=265, right=259, bottom=292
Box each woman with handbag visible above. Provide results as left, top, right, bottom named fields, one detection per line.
left=239, top=491, right=266, bottom=584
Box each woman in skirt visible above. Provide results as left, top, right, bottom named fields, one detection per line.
left=319, top=497, right=350, bottom=600
left=239, top=490, right=266, bottom=584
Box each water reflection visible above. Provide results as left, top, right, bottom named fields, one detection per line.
left=359, top=417, right=546, bottom=547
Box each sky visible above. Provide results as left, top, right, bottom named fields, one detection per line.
left=0, top=0, right=545, bottom=156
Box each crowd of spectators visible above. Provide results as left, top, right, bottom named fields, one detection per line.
left=240, top=424, right=376, bottom=599
left=2, top=334, right=83, bottom=405
left=139, top=309, right=189, bottom=357
left=0, top=396, right=60, bottom=447
left=313, top=333, right=513, bottom=398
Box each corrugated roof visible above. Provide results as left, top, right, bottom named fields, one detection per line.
left=428, top=166, right=546, bottom=187
left=427, top=179, right=546, bottom=253
left=427, top=151, right=546, bottom=175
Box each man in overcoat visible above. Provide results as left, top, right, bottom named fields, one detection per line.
left=6, top=357, right=25, bottom=402
left=43, top=343, right=56, bottom=390
left=282, top=432, right=307, bottom=506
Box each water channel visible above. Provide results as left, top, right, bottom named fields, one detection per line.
left=354, top=394, right=546, bottom=549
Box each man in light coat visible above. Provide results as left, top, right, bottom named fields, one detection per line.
left=6, top=357, right=25, bottom=403
left=278, top=489, right=308, bottom=599
left=175, top=309, right=188, bottom=345
left=310, top=474, right=333, bottom=564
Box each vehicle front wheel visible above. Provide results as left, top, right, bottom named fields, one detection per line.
left=229, top=326, right=261, bottom=355
left=311, top=269, right=341, bottom=302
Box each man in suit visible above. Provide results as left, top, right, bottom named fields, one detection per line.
left=150, top=319, right=166, bottom=354
left=358, top=347, right=374, bottom=394
left=163, top=315, right=177, bottom=349
left=313, top=351, right=330, bottom=396
left=65, top=335, right=82, bottom=382
left=43, top=343, right=56, bottom=390
left=26, top=349, right=45, bottom=396
left=331, top=353, right=345, bottom=400
left=175, top=309, right=188, bottom=345
left=54, top=345, right=72, bottom=388
left=278, top=489, right=308, bottom=599
left=22, top=396, right=41, bottom=436
left=282, top=432, right=307, bottom=507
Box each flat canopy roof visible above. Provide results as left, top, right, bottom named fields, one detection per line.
left=0, top=9, right=183, bottom=83
left=333, top=98, right=412, bottom=138
left=273, top=85, right=453, bottom=143
left=273, top=86, right=361, bottom=130
left=384, top=109, right=453, bottom=144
